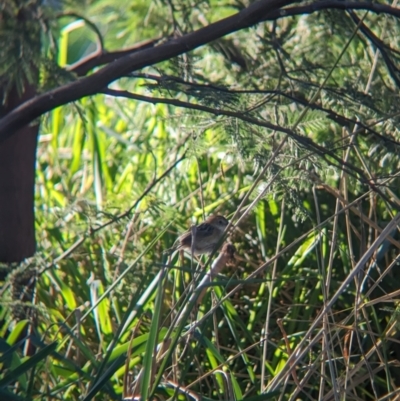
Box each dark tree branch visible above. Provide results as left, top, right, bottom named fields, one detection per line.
left=102, top=88, right=286, bottom=133
left=0, top=0, right=298, bottom=141
left=69, top=37, right=168, bottom=77
left=101, top=88, right=400, bottom=212
left=132, top=72, right=400, bottom=146
left=2, top=0, right=400, bottom=141
left=263, top=0, right=400, bottom=21
left=348, top=11, right=400, bottom=88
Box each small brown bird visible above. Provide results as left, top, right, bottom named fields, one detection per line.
left=165, top=215, right=229, bottom=256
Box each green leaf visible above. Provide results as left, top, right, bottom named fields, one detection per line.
left=0, top=342, right=57, bottom=388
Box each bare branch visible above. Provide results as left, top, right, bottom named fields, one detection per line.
left=348, top=11, right=400, bottom=88
left=1, top=0, right=400, bottom=140
left=132, top=72, right=400, bottom=147
left=100, top=88, right=400, bottom=212
left=264, top=0, right=400, bottom=20
left=0, top=0, right=295, bottom=140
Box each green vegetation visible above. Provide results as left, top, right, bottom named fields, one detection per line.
left=2, top=0, right=400, bottom=399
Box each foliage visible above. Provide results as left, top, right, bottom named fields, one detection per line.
left=2, top=0, right=400, bottom=400
left=0, top=0, right=59, bottom=100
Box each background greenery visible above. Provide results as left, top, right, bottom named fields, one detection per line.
left=2, top=0, right=400, bottom=400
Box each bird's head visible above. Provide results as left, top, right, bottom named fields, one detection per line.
left=205, top=215, right=229, bottom=230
